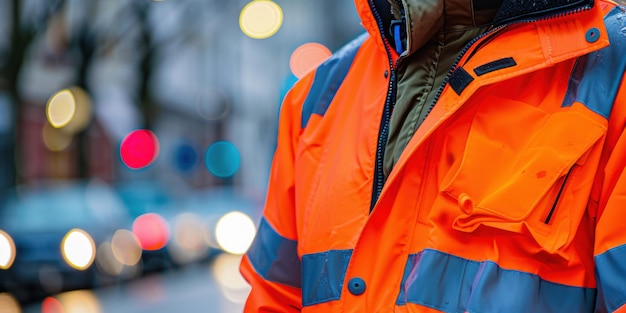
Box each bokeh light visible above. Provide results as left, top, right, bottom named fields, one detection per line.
left=120, top=129, right=160, bottom=169
left=46, top=89, right=76, bottom=128
left=111, top=230, right=142, bottom=266
left=42, top=122, right=73, bottom=152
left=61, top=87, right=93, bottom=134
left=96, top=242, right=124, bottom=276
left=41, top=296, right=64, bottom=313
left=212, top=253, right=251, bottom=304
left=239, top=0, right=283, bottom=39
left=132, top=213, right=170, bottom=251
left=0, top=293, right=20, bottom=313
left=0, top=230, right=15, bottom=270
left=95, top=242, right=141, bottom=279
left=205, top=141, right=241, bottom=178
left=215, top=211, right=256, bottom=255
left=195, top=87, right=230, bottom=121
left=55, top=290, right=101, bottom=313
left=173, top=141, right=199, bottom=173
left=61, top=229, right=96, bottom=270
left=168, top=213, right=210, bottom=265
left=290, top=42, right=332, bottom=79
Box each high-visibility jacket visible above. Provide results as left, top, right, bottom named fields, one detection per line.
left=240, top=0, right=626, bottom=311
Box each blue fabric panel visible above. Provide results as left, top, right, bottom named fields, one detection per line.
left=397, top=249, right=596, bottom=312
left=301, top=33, right=368, bottom=128
left=561, top=7, right=626, bottom=119
left=301, top=250, right=353, bottom=306
left=246, top=217, right=301, bottom=288
left=595, top=244, right=626, bottom=312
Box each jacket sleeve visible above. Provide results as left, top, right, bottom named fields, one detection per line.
left=240, top=74, right=315, bottom=312
left=593, top=76, right=626, bottom=313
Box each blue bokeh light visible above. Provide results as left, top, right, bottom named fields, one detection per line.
left=205, top=141, right=241, bottom=178
left=174, top=142, right=199, bottom=173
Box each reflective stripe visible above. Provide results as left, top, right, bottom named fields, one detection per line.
left=595, top=244, right=626, bottom=312
left=246, top=217, right=301, bottom=288
left=302, top=250, right=352, bottom=306
left=561, top=7, right=626, bottom=119
left=397, top=249, right=596, bottom=312
left=301, top=32, right=368, bottom=128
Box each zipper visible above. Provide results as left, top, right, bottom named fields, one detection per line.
left=421, top=3, right=593, bottom=122
left=369, top=0, right=402, bottom=212
left=544, top=167, right=575, bottom=224
left=370, top=72, right=396, bottom=212
left=368, top=1, right=592, bottom=211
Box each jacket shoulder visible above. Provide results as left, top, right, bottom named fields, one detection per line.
left=603, top=5, right=626, bottom=46
left=300, top=33, right=370, bottom=128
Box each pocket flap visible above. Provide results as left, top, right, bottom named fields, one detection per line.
left=450, top=110, right=605, bottom=230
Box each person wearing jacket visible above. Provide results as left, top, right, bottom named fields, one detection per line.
left=240, top=0, right=626, bottom=311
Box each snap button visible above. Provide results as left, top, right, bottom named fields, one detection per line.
left=348, top=277, right=366, bottom=295
left=585, top=27, right=600, bottom=43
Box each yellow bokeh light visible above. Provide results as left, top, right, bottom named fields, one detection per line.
left=212, top=253, right=250, bottom=304
left=56, top=290, right=101, bottom=313
left=0, top=230, right=15, bottom=270
left=63, top=87, right=93, bottom=134
left=46, top=89, right=76, bottom=128
left=213, top=254, right=248, bottom=290
left=239, top=0, right=283, bottom=39
left=42, top=122, right=73, bottom=152
left=0, top=293, right=21, bottom=313
left=61, top=229, right=96, bottom=270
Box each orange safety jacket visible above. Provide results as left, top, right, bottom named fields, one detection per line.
left=240, top=0, right=626, bottom=311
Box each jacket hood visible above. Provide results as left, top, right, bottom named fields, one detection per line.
left=355, top=0, right=595, bottom=57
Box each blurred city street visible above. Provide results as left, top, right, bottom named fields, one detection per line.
left=0, top=0, right=364, bottom=312
left=14, top=254, right=248, bottom=313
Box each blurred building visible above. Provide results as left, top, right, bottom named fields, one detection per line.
left=0, top=0, right=363, bottom=198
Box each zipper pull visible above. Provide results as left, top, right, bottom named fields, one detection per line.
left=389, top=19, right=406, bottom=54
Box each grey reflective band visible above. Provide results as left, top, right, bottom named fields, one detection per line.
left=561, top=7, right=626, bottom=119
left=301, top=250, right=352, bottom=306
left=300, top=247, right=596, bottom=310
left=396, top=249, right=596, bottom=312
left=595, top=244, right=626, bottom=312
left=246, top=217, right=301, bottom=288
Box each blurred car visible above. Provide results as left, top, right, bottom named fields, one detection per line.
left=0, top=179, right=134, bottom=303
left=114, top=181, right=264, bottom=271
left=180, top=186, right=263, bottom=257
left=114, top=179, right=181, bottom=272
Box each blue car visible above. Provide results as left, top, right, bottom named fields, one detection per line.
left=0, top=180, right=133, bottom=303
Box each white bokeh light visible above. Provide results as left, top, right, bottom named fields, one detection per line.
left=0, top=231, right=15, bottom=269
left=62, top=229, right=96, bottom=270
left=215, top=211, right=256, bottom=255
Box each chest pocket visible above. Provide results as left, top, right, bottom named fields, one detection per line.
left=439, top=101, right=606, bottom=254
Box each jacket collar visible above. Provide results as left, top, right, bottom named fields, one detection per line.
left=492, top=0, right=594, bottom=25
left=356, top=0, right=595, bottom=57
